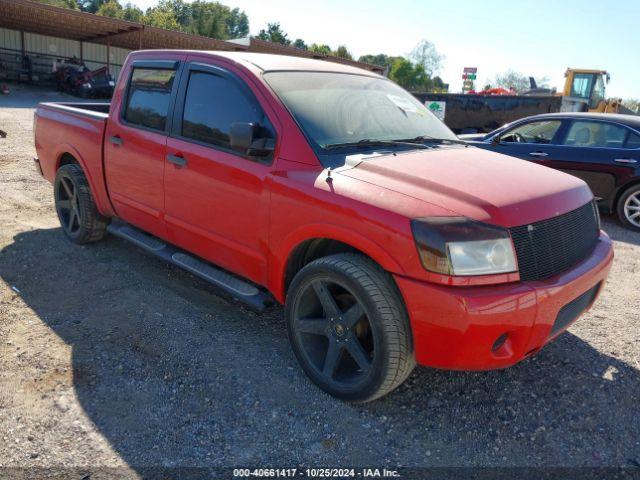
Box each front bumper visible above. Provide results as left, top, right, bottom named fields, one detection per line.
left=395, top=231, right=614, bottom=370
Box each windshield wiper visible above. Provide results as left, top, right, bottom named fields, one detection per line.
left=324, top=138, right=430, bottom=150
left=399, top=135, right=468, bottom=146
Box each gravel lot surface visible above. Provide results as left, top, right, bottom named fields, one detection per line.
left=0, top=85, right=639, bottom=475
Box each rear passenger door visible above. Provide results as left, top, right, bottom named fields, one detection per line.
left=551, top=120, right=640, bottom=201
left=164, top=60, right=277, bottom=285
left=104, top=57, right=184, bottom=238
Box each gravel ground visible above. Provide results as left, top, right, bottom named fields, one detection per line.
left=1, top=85, right=639, bottom=475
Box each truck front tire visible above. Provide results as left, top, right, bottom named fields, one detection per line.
left=54, top=163, right=108, bottom=244
left=285, top=254, right=415, bottom=403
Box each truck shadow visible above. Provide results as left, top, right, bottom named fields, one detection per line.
left=1, top=227, right=638, bottom=468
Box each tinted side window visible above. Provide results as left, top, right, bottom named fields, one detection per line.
left=501, top=120, right=561, bottom=144
left=563, top=121, right=627, bottom=148
left=124, top=68, right=176, bottom=131
left=625, top=131, right=640, bottom=149
left=181, top=71, right=264, bottom=149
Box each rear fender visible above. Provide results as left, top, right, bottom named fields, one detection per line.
left=52, top=144, right=115, bottom=217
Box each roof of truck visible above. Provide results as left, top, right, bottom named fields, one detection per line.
left=134, top=50, right=383, bottom=77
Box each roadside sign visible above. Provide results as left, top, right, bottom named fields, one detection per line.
left=462, top=67, right=478, bottom=92
left=426, top=101, right=446, bottom=121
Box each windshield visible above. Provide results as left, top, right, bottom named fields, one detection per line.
left=263, top=71, right=458, bottom=149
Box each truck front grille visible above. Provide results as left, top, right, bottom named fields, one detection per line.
left=509, top=201, right=599, bottom=282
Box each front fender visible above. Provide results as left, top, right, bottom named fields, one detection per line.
left=268, top=223, right=406, bottom=303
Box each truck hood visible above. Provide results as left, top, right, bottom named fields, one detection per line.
left=336, top=146, right=593, bottom=227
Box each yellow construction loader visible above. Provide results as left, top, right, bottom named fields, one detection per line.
left=561, top=69, right=626, bottom=113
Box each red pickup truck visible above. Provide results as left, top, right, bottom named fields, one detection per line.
left=34, top=50, right=613, bottom=402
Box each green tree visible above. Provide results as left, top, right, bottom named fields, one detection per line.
left=96, top=0, right=123, bottom=18
left=388, top=58, right=438, bottom=91
left=122, top=2, right=143, bottom=22
left=309, top=43, right=332, bottom=55
left=256, top=22, right=290, bottom=45
left=227, top=8, right=249, bottom=38
left=292, top=38, right=308, bottom=50
left=143, top=8, right=180, bottom=30
left=389, top=57, right=418, bottom=89
left=357, top=54, right=400, bottom=71
left=36, top=0, right=79, bottom=9
left=333, top=45, right=353, bottom=60
left=409, top=39, right=444, bottom=77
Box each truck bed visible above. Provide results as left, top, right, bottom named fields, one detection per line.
left=34, top=101, right=114, bottom=216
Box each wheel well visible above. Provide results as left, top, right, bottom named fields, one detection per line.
left=284, top=238, right=377, bottom=295
left=58, top=153, right=78, bottom=170
left=613, top=179, right=640, bottom=211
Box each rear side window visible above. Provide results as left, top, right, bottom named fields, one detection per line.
left=124, top=68, right=177, bottom=131
left=626, top=131, right=640, bottom=149
left=563, top=121, right=627, bottom=148
left=181, top=71, right=265, bottom=149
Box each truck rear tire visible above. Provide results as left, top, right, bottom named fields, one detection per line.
left=617, top=184, right=640, bottom=231
left=54, top=163, right=108, bottom=244
left=285, top=254, right=415, bottom=403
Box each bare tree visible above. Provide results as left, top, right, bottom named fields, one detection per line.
left=623, top=98, right=640, bottom=113
left=492, top=70, right=550, bottom=92
left=409, top=39, right=444, bottom=77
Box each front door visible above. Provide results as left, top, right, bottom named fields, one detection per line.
left=164, top=60, right=277, bottom=285
left=493, top=118, right=566, bottom=167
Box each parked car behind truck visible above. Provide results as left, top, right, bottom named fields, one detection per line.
left=461, top=113, right=640, bottom=231
left=34, top=50, right=613, bottom=402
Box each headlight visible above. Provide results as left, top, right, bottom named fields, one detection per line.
left=411, top=217, right=517, bottom=276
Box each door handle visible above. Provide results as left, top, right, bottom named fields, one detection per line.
left=529, top=151, right=548, bottom=157
left=614, top=158, right=637, bottom=164
left=109, top=135, right=123, bottom=146
left=167, top=154, right=187, bottom=167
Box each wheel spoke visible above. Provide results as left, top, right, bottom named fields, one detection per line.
left=57, top=199, right=71, bottom=210
left=60, top=177, right=73, bottom=198
left=628, top=205, right=640, bottom=211
left=630, top=211, right=640, bottom=220
left=67, top=210, right=76, bottom=231
left=312, top=280, right=341, bottom=318
left=342, top=302, right=364, bottom=328
left=296, top=318, right=327, bottom=336
left=345, top=336, right=372, bottom=373
left=322, top=340, right=342, bottom=378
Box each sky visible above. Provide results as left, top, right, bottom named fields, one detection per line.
left=127, top=0, right=639, bottom=98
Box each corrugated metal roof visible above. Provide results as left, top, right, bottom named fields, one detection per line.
left=0, top=0, right=384, bottom=74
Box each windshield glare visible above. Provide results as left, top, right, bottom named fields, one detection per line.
left=264, top=71, right=457, bottom=149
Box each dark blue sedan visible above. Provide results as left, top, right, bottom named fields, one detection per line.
left=462, top=112, right=640, bottom=230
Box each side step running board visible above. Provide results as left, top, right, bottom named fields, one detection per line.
left=107, top=220, right=272, bottom=310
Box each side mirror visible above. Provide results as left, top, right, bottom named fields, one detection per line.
left=491, top=135, right=501, bottom=146
left=230, top=122, right=274, bottom=157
